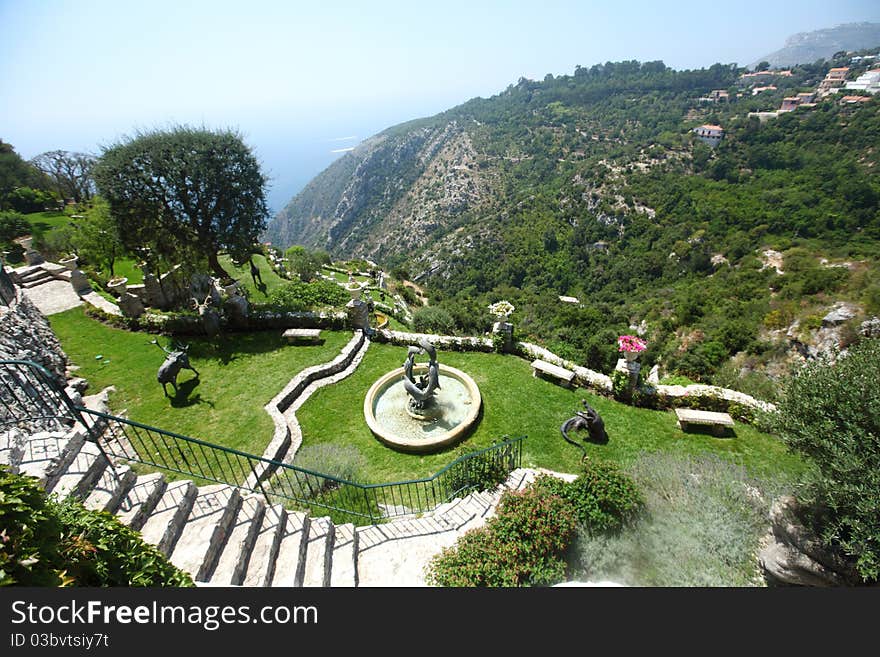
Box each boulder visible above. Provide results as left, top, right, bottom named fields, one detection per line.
left=758, top=496, right=860, bottom=586
left=821, top=302, right=858, bottom=327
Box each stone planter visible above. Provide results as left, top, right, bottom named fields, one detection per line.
left=346, top=284, right=363, bottom=301
left=107, top=277, right=128, bottom=296
left=623, top=350, right=640, bottom=363
left=18, top=236, right=33, bottom=250
left=60, top=256, right=78, bottom=270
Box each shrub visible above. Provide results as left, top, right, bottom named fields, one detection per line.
left=570, top=453, right=784, bottom=586
left=262, top=279, right=348, bottom=312
left=533, top=460, right=643, bottom=533
left=292, top=444, right=367, bottom=498
left=444, top=444, right=513, bottom=496
left=0, top=467, right=193, bottom=586
left=426, top=486, right=576, bottom=587
left=769, top=338, right=880, bottom=582
left=412, top=306, right=456, bottom=335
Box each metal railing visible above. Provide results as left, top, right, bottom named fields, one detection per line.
left=3, top=359, right=524, bottom=524
left=0, top=360, right=81, bottom=432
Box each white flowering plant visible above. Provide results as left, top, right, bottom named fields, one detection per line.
left=488, top=300, right=515, bottom=319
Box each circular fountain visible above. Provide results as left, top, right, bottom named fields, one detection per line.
left=364, top=340, right=482, bottom=453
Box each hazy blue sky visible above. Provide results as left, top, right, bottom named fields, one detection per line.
left=2, top=0, right=879, bottom=211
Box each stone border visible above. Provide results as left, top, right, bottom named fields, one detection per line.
left=363, top=364, right=482, bottom=453
left=372, top=328, right=773, bottom=416
left=246, top=331, right=369, bottom=488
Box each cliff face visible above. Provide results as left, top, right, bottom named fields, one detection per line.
left=265, top=118, right=495, bottom=263
left=751, top=22, right=880, bottom=68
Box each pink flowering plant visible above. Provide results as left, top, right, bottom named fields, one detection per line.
left=617, top=335, right=647, bottom=353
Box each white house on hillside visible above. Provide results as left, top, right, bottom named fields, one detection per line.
left=845, top=70, right=880, bottom=94
left=693, top=124, right=724, bottom=147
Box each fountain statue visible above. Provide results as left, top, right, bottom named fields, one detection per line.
left=363, top=340, right=482, bottom=453
left=403, top=339, right=442, bottom=416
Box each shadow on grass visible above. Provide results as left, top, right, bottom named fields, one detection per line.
left=186, top=331, right=294, bottom=364
left=169, top=377, right=213, bottom=409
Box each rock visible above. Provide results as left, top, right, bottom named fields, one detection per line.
left=647, top=364, right=660, bottom=385
left=117, top=292, right=145, bottom=319
left=860, top=316, right=880, bottom=338
left=758, top=496, right=860, bottom=586
left=822, top=302, right=858, bottom=327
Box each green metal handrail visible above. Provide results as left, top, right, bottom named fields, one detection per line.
left=3, top=359, right=524, bottom=525
left=78, top=405, right=523, bottom=524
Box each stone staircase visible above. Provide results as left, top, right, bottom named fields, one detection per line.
left=1, top=425, right=536, bottom=587
left=14, top=263, right=69, bottom=289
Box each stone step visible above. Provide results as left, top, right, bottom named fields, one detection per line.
left=271, top=512, right=310, bottom=587
left=139, top=479, right=198, bottom=556
left=45, top=440, right=108, bottom=500
left=241, top=504, right=288, bottom=587
left=19, top=269, right=54, bottom=287
left=83, top=464, right=137, bottom=513
left=170, top=484, right=242, bottom=583
left=301, top=517, right=334, bottom=587
left=329, top=523, right=358, bottom=587
left=115, top=473, right=167, bottom=529
left=209, top=495, right=266, bottom=586
left=0, top=427, right=26, bottom=472
left=17, top=429, right=85, bottom=487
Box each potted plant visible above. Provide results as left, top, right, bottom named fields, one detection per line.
left=59, top=254, right=78, bottom=270
left=618, top=335, right=647, bottom=362
left=107, top=276, right=128, bottom=296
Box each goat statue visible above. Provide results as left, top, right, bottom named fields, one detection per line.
left=153, top=340, right=199, bottom=396
left=192, top=294, right=221, bottom=338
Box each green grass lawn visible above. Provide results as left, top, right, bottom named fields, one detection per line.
left=219, top=254, right=288, bottom=298
left=296, top=343, right=807, bottom=484
left=46, top=309, right=805, bottom=489
left=49, top=307, right=351, bottom=455
left=23, top=210, right=72, bottom=234
left=100, top=257, right=144, bottom=285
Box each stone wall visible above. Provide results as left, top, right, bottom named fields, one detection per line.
left=0, top=290, right=67, bottom=383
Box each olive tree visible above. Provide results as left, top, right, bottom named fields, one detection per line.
left=93, top=126, right=269, bottom=280
left=771, top=338, right=880, bottom=582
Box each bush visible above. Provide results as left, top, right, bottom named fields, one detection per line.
left=426, top=486, right=576, bottom=587
left=570, top=453, right=784, bottom=586
left=261, top=279, right=348, bottom=312
left=412, top=306, right=456, bottom=335
left=0, top=467, right=193, bottom=586
left=770, top=338, right=880, bottom=582
left=533, top=460, right=643, bottom=533
left=292, top=444, right=367, bottom=498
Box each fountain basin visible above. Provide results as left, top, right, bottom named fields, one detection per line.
left=364, top=363, right=481, bottom=453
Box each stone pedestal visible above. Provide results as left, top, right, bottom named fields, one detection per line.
left=118, top=292, right=145, bottom=319
left=24, top=250, right=44, bottom=266
left=615, top=357, right=641, bottom=391
left=143, top=273, right=168, bottom=309
left=69, top=269, right=91, bottom=294
left=225, top=294, right=249, bottom=327
left=492, top=321, right=514, bottom=353
left=346, top=298, right=371, bottom=333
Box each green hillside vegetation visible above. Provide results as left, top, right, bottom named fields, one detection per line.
left=268, top=58, right=880, bottom=393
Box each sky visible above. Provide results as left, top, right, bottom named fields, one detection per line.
left=2, top=0, right=879, bottom=212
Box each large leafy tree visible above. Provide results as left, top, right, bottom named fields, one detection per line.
left=30, top=150, right=96, bottom=204
left=93, top=126, right=269, bottom=280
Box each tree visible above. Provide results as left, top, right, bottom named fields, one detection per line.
left=93, top=126, right=269, bottom=280
left=755, top=61, right=770, bottom=72
left=0, top=140, right=53, bottom=210
left=69, top=197, right=125, bottom=277
left=30, top=150, right=96, bottom=204
left=285, top=245, right=322, bottom=282
left=770, top=339, right=880, bottom=582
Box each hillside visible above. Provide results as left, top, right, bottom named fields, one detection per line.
left=751, top=22, right=880, bottom=69
left=266, top=59, right=880, bottom=395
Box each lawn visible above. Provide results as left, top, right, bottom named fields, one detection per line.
left=218, top=254, right=288, bottom=298
left=296, top=343, right=807, bottom=484
left=48, top=307, right=352, bottom=455
left=46, top=310, right=806, bottom=489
